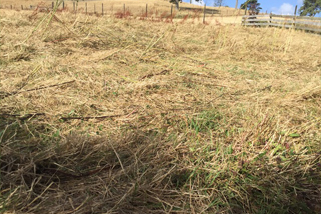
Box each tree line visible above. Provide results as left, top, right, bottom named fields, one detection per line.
left=239, top=0, right=320, bottom=16
left=169, top=0, right=320, bottom=17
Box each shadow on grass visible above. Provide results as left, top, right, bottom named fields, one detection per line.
left=0, top=115, right=320, bottom=213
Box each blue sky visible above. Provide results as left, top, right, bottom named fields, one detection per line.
left=185, top=0, right=305, bottom=15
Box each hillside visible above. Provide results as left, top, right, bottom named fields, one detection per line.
left=0, top=0, right=245, bottom=18
left=0, top=6, right=321, bottom=214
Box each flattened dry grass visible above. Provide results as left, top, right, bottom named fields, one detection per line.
left=1, top=8, right=321, bottom=213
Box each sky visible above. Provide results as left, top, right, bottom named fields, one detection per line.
left=184, top=0, right=306, bottom=15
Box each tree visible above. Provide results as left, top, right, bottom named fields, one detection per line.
left=240, top=0, right=262, bottom=14
left=299, top=0, right=321, bottom=16
left=214, top=0, right=224, bottom=7
left=169, top=0, right=182, bottom=10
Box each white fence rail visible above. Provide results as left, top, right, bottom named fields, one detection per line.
left=242, top=14, right=321, bottom=33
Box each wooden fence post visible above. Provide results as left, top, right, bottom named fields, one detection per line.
left=293, top=5, right=297, bottom=29
left=146, top=4, right=148, bottom=17
left=203, top=4, right=206, bottom=24
left=102, top=3, right=104, bottom=15
left=123, top=4, right=125, bottom=14
left=269, top=12, right=272, bottom=27
left=94, top=4, right=96, bottom=14
left=85, top=3, right=87, bottom=14
left=10, top=5, right=12, bottom=10
left=52, top=2, right=54, bottom=9
left=171, top=4, right=173, bottom=16
left=62, top=1, right=64, bottom=9
left=73, top=1, right=75, bottom=12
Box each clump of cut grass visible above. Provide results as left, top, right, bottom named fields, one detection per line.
left=0, top=8, right=320, bottom=214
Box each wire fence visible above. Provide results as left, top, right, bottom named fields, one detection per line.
left=0, top=1, right=248, bottom=21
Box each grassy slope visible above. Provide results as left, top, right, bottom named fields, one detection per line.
left=0, top=0, right=246, bottom=25
left=0, top=8, right=321, bottom=214
left=1, top=0, right=245, bottom=19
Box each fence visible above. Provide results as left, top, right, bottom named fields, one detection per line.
left=0, top=2, right=245, bottom=18
left=242, top=14, right=321, bottom=33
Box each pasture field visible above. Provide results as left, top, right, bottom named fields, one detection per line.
left=0, top=5, right=321, bottom=214
left=0, top=0, right=246, bottom=24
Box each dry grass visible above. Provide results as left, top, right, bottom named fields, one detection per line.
left=0, top=6, right=321, bottom=214
left=0, top=0, right=247, bottom=19
left=0, top=0, right=249, bottom=25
